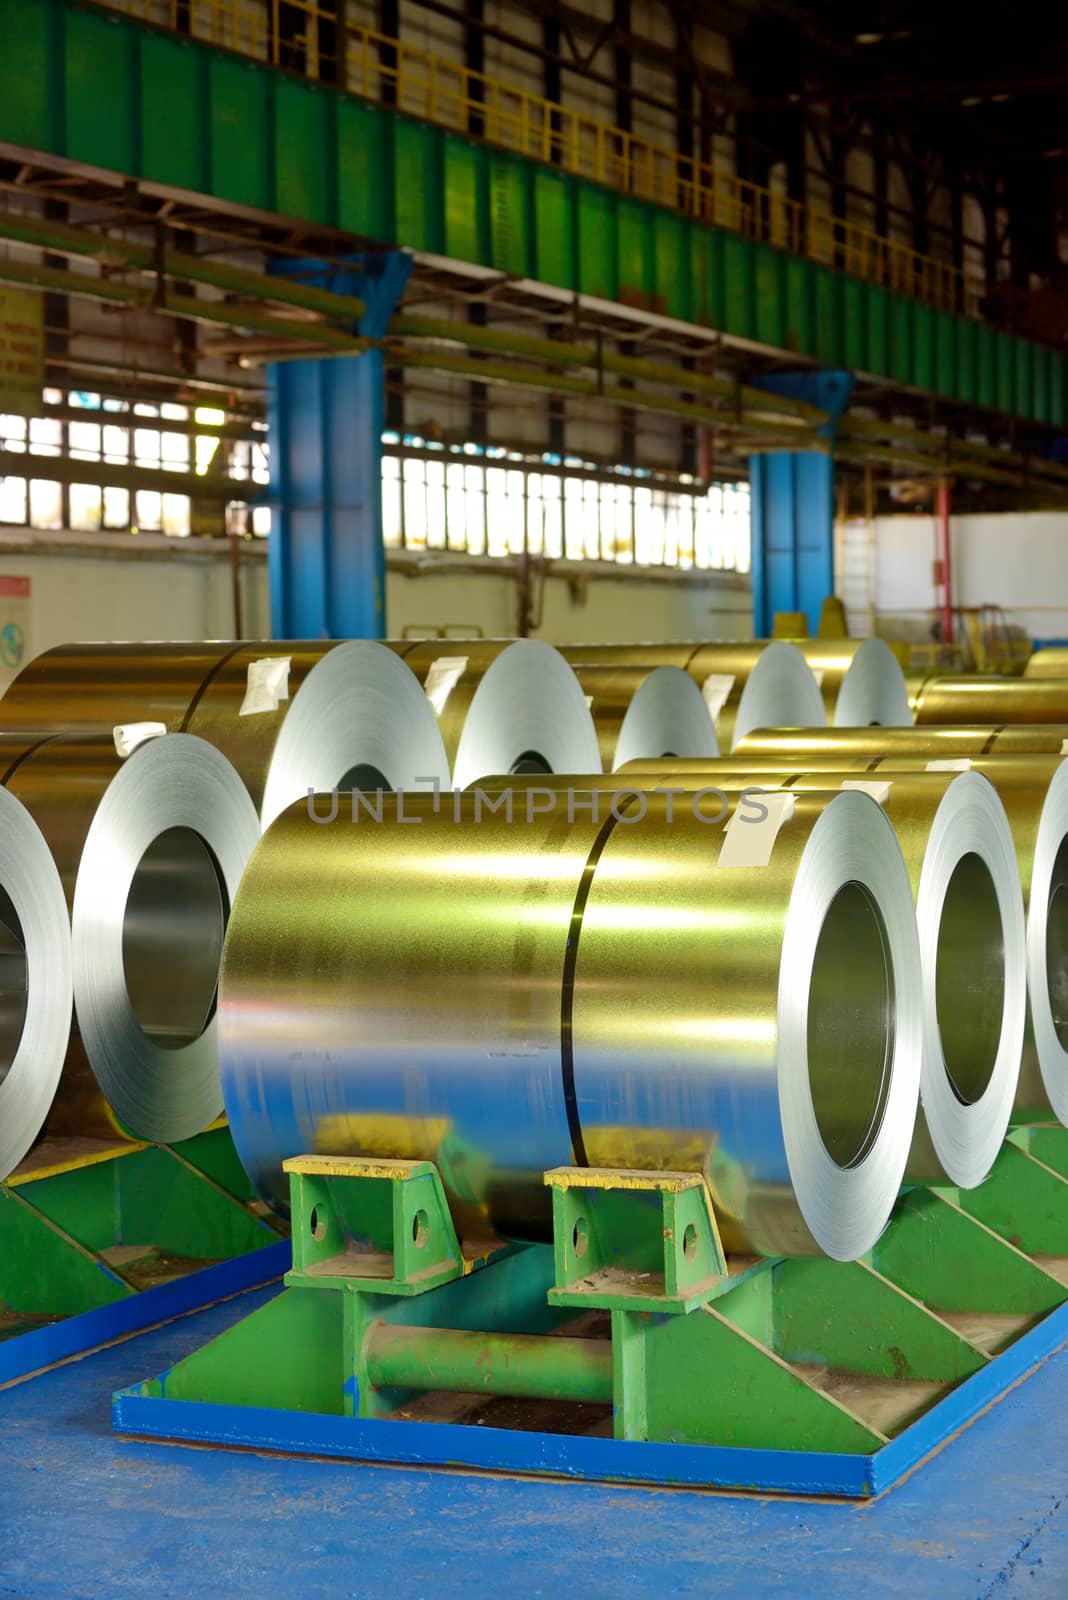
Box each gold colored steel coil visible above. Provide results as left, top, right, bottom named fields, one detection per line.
left=0, top=641, right=246, bottom=734
left=914, top=676, right=1068, bottom=726
left=733, top=725, right=1068, bottom=759
left=0, top=640, right=452, bottom=828
left=1026, top=648, right=1068, bottom=678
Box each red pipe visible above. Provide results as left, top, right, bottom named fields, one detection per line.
left=937, top=478, right=953, bottom=659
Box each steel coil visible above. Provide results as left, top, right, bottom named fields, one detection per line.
left=629, top=747, right=1066, bottom=1129
left=797, top=638, right=913, bottom=727
left=1026, top=648, right=1068, bottom=678
left=573, top=664, right=718, bottom=770
left=477, top=763, right=1024, bottom=1187
left=398, top=639, right=601, bottom=782
left=734, top=725, right=1068, bottom=759
left=186, top=641, right=450, bottom=826
left=562, top=641, right=826, bottom=750
left=0, top=731, right=259, bottom=1143
left=0, top=640, right=450, bottom=829
left=914, top=676, right=1068, bottom=726
left=220, top=787, right=921, bottom=1260
left=0, top=641, right=245, bottom=731
left=0, top=780, right=73, bottom=1176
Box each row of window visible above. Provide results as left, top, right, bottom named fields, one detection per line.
left=382, top=449, right=750, bottom=571
left=0, top=394, right=751, bottom=571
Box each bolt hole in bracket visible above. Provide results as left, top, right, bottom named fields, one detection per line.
left=111, top=1132, right=1068, bottom=1498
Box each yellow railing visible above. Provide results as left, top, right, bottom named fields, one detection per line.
left=97, top=0, right=982, bottom=319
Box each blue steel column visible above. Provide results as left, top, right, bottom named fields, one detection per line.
left=267, top=251, right=411, bottom=639
left=748, top=371, right=853, bottom=637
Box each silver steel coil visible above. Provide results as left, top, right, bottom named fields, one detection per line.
left=397, top=639, right=602, bottom=782
left=475, top=763, right=1025, bottom=1186
left=562, top=639, right=826, bottom=750
left=0, top=730, right=260, bottom=1143
left=628, top=747, right=1068, bottom=1128
left=0, top=780, right=73, bottom=1176
left=573, top=664, right=718, bottom=770
left=68, top=733, right=260, bottom=1141
left=797, top=638, right=913, bottom=727
left=219, top=787, right=922, bottom=1261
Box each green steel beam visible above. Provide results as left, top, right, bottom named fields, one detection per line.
left=1, top=0, right=1065, bottom=429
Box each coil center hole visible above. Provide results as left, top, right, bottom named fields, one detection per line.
left=122, top=826, right=228, bottom=1051
left=510, top=750, right=553, bottom=776
left=336, top=762, right=391, bottom=792
left=0, top=885, right=27, bottom=1086
left=936, top=851, right=1005, bottom=1105
left=807, top=880, right=895, bottom=1169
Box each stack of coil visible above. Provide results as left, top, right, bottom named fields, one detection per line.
left=12, top=626, right=1068, bottom=1282
left=0, top=636, right=459, bottom=1172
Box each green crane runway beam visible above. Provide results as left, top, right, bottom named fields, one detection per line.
left=1, top=0, right=1066, bottom=429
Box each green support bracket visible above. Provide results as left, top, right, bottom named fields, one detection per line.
left=284, top=1154, right=506, bottom=1296
left=873, top=1187, right=1066, bottom=1323
left=545, top=1167, right=728, bottom=1313
left=952, top=1141, right=1068, bottom=1259
left=116, top=1141, right=1068, bottom=1469
left=1010, top=1123, right=1068, bottom=1181
left=0, top=1127, right=280, bottom=1337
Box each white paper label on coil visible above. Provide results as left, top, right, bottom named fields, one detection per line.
left=700, top=673, right=735, bottom=722
left=112, top=721, right=167, bottom=758
left=840, top=778, right=892, bottom=805
left=423, top=655, right=468, bottom=716
left=810, top=667, right=825, bottom=688
left=1061, top=738, right=1068, bottom=754
left=583, top=694, right=595, bottom=709
left=925, top=758, right=973, bottom=772
left=718, top=790, right=795, bottom=869
left=239, top=656, right=291, bottom=717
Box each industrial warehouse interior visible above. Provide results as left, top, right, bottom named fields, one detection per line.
left=7, top=1, right=1068, bottom=1595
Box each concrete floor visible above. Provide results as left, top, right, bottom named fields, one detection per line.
left=1, top=1285, right=1066, bottom=1599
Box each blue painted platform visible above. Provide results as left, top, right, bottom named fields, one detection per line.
left=110, top=1292, right=1068, bottom=1499
left=2, top=1282, right=1068, bottom=1597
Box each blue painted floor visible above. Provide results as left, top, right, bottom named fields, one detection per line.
left=1, top=1286, right=1066, bottom=1599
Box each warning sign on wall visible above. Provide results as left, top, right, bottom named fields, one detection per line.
left=0, top=576, right=30, bottom=690
left=0, top=289, right=43, bottom=418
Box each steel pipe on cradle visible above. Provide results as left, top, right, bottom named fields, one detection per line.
left=219, top=787, right=923, bottom=1261
left=0, top=640, right=451, bottom=825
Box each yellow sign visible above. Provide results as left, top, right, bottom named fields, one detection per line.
left=0, top=289, right=43, bottom=417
